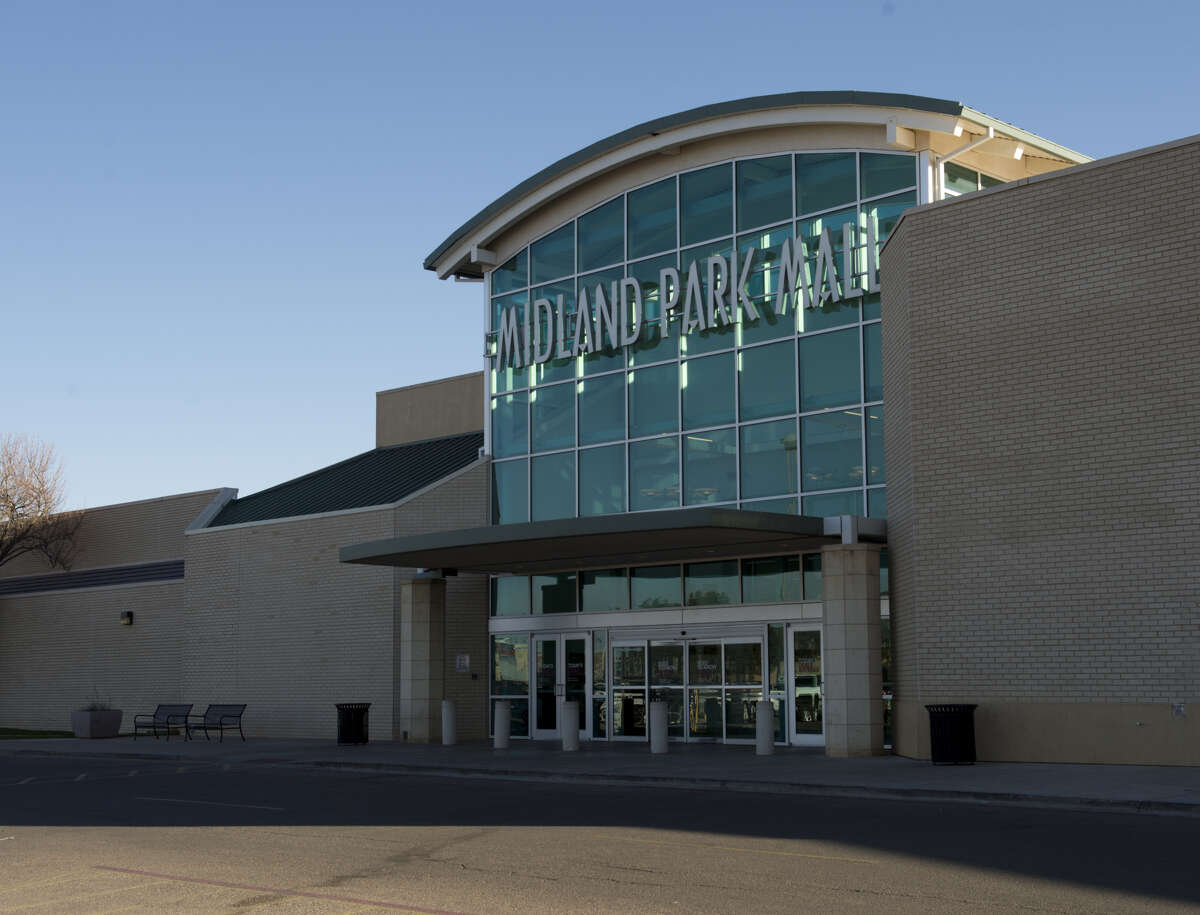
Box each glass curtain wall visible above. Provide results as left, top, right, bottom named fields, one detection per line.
left=488, top=150, right=915, bottom=525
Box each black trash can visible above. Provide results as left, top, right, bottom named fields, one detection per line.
left=925, top=703, right=977, bottom=764
left=336, top=702, right=371, bottom=745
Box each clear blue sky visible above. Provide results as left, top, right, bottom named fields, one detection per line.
left=4, top=0, right=1197, bottom=510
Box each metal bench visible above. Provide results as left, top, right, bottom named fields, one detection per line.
left=132, top=703, right=193, bottom=740
left=187, top=704, right=247, bottom=742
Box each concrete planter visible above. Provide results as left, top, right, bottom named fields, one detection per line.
left=71, top=709, right=123, bottom=738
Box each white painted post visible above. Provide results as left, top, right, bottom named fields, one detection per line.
left=756, top=700, right=775, bottom=756
left=493, top=700, right=511, bottom=750
left=441, top=699, right=457, bottom=746
left=561, top=701, right=580, bottom=751
left=650, top=700, right=669, bottom=754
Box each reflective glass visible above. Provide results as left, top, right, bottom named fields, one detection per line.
left=529, top=382, right=574, bottom=453
left=742, top=555, right=802, bottom=604
left=579, top=443, right=625, bottom=516
left=802, top=490, right=863, bottom=516
left=797, top=297, right=860, bottom=333
left=864, top=191, right=917, bottom=249
left=613, top=645, right=646, bottom=685
left=684, top=427, right=736, bottom=504
left=725, top=689, right=762, bottom=739
left=679, top=238, right=736, bottom=355
left=868, top=486, right=887, bottom=519
left=796, top=152, right=856, bottom=215
left=880, top=547, right=889, bottom=595
left=593, top=630, right=607, bottom=684
left=768, top=623, right=786, bottom=690
left=629, top=436, right=679, bottom=511
left=650, top=643, right=684, bottom=686
left=492, top=634, right=529, bottom=695
left=533, top=573, right=576, bottom=614
left=530, top=223, right=574, bottom=284
left=631, top=564, right=681, bottom=609
left=627, top=177, right=676, bottom=259
left=578, top=197, right=624, bottom=272
left=613, top=691, right=646, bottom=736
left=688, top=643, right=724, bottom=683
left=491, top=576, right=530, bottom=617
left=739, top=340, right=796, bottom=421
left=743, top=496, right=797, bottom=514
left=737, top=155, right=792, bottom=231
left=627, top=253, right=678, bottom=365
left=650, top=687, right=685, bottom=738
left=685, top=561, right=738, bottom=606
left=531, top=280, right=576, bottom=386
left=680, top=163, right=732, bottom=246
left=980, top=172, right=1004, bottom=188
left=491, top=392, right=528, bottom=458
left=578, top=373, right=624, bottom=445
left=724, top=643, right=762, bottom=684
left=862, top=290, right=881, bottom=322
left=579, top=267, right=626, bottom=374
left=801, top=410, right=863, bottom=491
left=864, top=322, right=882, bottom=402
left=490, top=291, right=529, bottom=393
left=799, top=206, right=857, bottom=253
left=492, top=459, right=527, bottom=525
left=628, top=364, right=678, bottom=438
left=740, top=419, right=798, bottom=499
left=581, top=569, right=627, bottom=612
left=491, top=250, right=528, bottom=295
left=944, top=161, right=979, bottom=195
left=531, top=451, right=574, bottom=520
left=799, top=329, right=861, bottom=411
left=689, top=688, right=723, bottom=738
left=682, top=353, right=735, bottom=430
left=867, top=406, right=884, bottom=484
left=860, top=153, right=916, bottom=198
left=802, top=553, right=822, bottom=600
left=737, top=224, right=795, bottom=345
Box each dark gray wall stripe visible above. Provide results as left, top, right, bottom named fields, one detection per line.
left=0, top=560, right=185, bottom=597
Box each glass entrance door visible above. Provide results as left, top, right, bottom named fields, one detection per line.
left=787, top=624, right=824, bottom=746
left=532, top=634, right=590, bottom=741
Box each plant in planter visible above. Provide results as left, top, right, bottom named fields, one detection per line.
left=71, top=699, right=123, bottom=739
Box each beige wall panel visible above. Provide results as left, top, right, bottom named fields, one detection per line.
left=882, top=137, right=1200, bottom=764
left=1, top=490, right=222, bottom=578
left=376, top=372, right=484, bottom=447
left=0, top=582, right=184, bottom=731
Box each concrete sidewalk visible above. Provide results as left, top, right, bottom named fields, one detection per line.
left=5, top=736, right=1197, bottom=817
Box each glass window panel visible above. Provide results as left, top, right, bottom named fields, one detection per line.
left=529, top=382, right=574, bottom=453
left=593, top=630, right=608, bottom=686
left=491, top=634, right=529, bottom=694
left=679, top=238, right=736, bottom=355
left=629, top=436, right=679, bottom=511
left=579, top=443, right=625, bottom=516
left=799, top=328, right=861, bottom=411
left=530, top=222, right=574, bottom=285
left=740, top=419, right=798, bottom=499
left=579, top=267, right=626, bottom=374
left=491, top=392, right=528, bottom=458
left=627, top=253, right=679, bottom=365
left=868, top=487, right=887, bottom=519
left=531, top=281, right=577, bottom=386
left=680, top=163, right=732, bottom=246
left=742, top=556, right=802, bottom=604
left=724, top=643, right=762, bottom=685
left=739, top=340, right=796, bottom=421
left=578, top=373, right=624, bottom=445
left=593, top=697, right=607, bottom=739
left=864, top=322, right=882, bottom=402
left=613, top=645, right=646, bottom=686
left=490, top=291, right=530, bottom=393
left=880, top=547, right=889, bottom=596
left=802, top=490, right=863, bottom=516
left=861, top=152, right=916, bottom=198
left=491, top=576, right=530, bottom=617
left=867, top=405, right=884, bottom=484
left=797, top=297, right=860, bottom=333
left=799, top=206, right=857, bottom=254
left=802, top=553, right=822, bottom=600
left=796, top=152, right=856, bottom=215
left=492, top=459, right=528, bottom=525
left=737, top=224, right=795, bottom=345
left=768, top=623, right=786, bottom=691
left=578, top=197, right=624, bottom=272
left=650, top=643, right=684, bottom=686
left=628, top=177, right=676, bottom=259
left=650, top=687, right=685, bottom=738
left=628, top=364, right=678, bottom=438
left=531, top=451, right=574, bottom=521
left=581, top=569, right=628, bottom=612
left=533, top=572, right=576, bottom=614
left=631, top=564, right=681, bottom=609
left=980, top=172, right=1004, bottom=189
left=688, top=643, right=723, bottom=684
left=724, top=689, right=763, bottom=740
left=736, top=155, right=792, bottom=231
left=862, top=290, right=881, bottom=322
left=742, top=496, right=797, bottom=514
left=681, top=352, right=734, bottom=430
left=685, top=560, right=738, bottom=606
left=863, top=191, right=917, bottom=250
left=491, top=250, right=528, bottom=295
left=684, top=427, right=736, bottom=505
left=689, top=688, right=723, bottom=738
left=801, top=410, right=863, bottom=491
left=944, top=161, right=979, bottom=196
left=613, top=691, right=646, bottom=737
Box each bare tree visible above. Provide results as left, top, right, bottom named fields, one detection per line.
left=0, top=434, right=83, bottom=571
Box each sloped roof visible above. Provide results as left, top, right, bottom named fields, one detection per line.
left=207, top=431, right=484, bottom=528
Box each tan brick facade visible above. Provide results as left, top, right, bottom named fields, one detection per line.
left=882, top=135, right=1200, bottom=764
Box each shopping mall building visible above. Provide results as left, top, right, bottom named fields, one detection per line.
left=2, top=92, right=1196, bottom=765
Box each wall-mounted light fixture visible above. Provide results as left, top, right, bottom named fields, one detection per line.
left=120, top=611, right=134, bottom=626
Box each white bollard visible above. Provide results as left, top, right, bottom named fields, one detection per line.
left=561, top=700, right=580, bottom=751
left=493, top=700, right=511, bottom=750
left=756, top=699, right=775, bottom=756
left=441, top=699, right=457, bottom=746
left=649, top=700, right=669, bottom=754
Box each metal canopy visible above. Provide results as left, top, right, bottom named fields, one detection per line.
left=339, top=507, right=860, bottom=575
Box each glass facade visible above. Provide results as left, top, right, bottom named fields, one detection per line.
left=487, top=150, right=911, bottom=524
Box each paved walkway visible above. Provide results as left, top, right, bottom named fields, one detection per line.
left=5, top=736, right=1197, bottom=817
